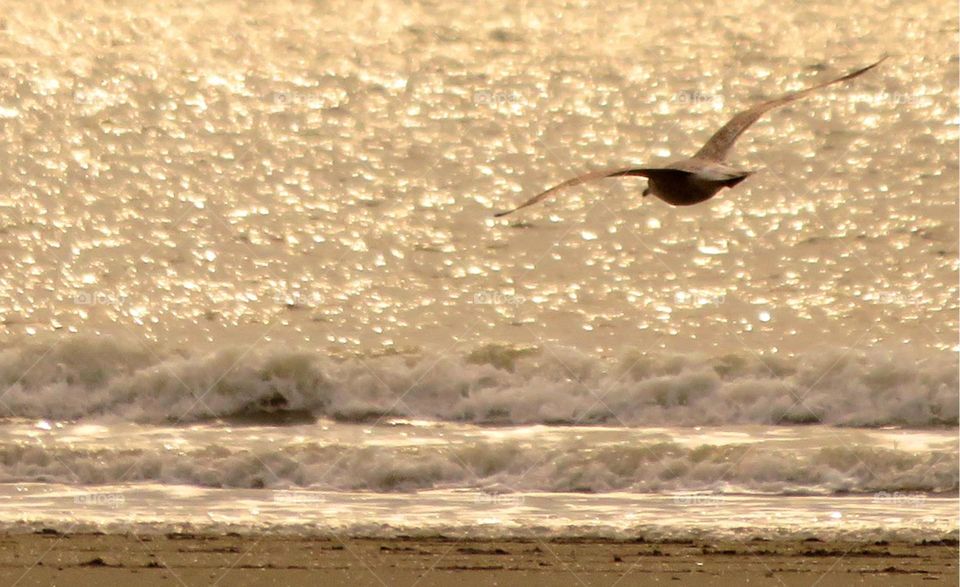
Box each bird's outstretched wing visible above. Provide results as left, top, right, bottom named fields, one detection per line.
left=494, top=167, right=676, bottom=217
left=694, top=57, right=887, bottom=162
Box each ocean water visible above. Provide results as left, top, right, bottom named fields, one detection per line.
left=0, top=0, right=956, bottom=541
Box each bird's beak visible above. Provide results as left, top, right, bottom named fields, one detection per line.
left=642, top=187, right=650, bottom=197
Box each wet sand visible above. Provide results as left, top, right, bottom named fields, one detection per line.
left=1, top=532, right=956, bottom=586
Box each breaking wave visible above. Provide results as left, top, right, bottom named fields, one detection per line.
left=0, top=336, right=956, bottom=427
left=1, top=431, right=956, bottom=494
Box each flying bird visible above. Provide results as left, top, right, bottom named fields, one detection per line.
left=494, top=58, right=886, bottom=218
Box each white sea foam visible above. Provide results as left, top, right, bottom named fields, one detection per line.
left=0, top=418, right=955, bottom=494
left=0, top=337, right=955, bottom=427
left=2, top=484, right=956, bottom=543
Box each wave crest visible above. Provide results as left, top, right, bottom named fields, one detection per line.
left=0, top=338, right=955, bottom=427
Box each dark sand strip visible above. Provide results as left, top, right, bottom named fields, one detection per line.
left=0, top=532, right=956, bottom=586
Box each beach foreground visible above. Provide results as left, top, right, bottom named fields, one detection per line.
left=1, top=532, right=956, bottom=586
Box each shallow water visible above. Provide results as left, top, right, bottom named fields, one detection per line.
left=0, top=420, right=955, bottom=539
left=3, top=484, right=957, bottom=542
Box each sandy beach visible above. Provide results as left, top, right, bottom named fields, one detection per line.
left=1, top=532, right=956, bottom=586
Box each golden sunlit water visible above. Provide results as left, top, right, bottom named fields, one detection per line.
left=0, top=0, right=955, bottom=356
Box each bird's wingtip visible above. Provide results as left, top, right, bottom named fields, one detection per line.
left=865, top=55, right=889, bottom=70
left=840, top=56, right=888, bottom=82
left=493, top=211, right=511, bottom=218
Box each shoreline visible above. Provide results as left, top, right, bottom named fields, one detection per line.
left=2, top=532, right=956, bottom=586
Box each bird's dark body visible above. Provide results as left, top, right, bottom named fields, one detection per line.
left=647, top=173, right=719, bottom=206
left=642, top=164, right=752, bottom=206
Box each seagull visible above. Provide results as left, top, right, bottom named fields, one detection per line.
left=494, top=57, right=886, bottom=217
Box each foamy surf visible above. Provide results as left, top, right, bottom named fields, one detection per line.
left=0, top=337, right=956, bottom=427
left=2, top=484, right=956, bottom=543
left=1, top=418, right=956, bottom=542
left=1, top=420, right=956, bottom=494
